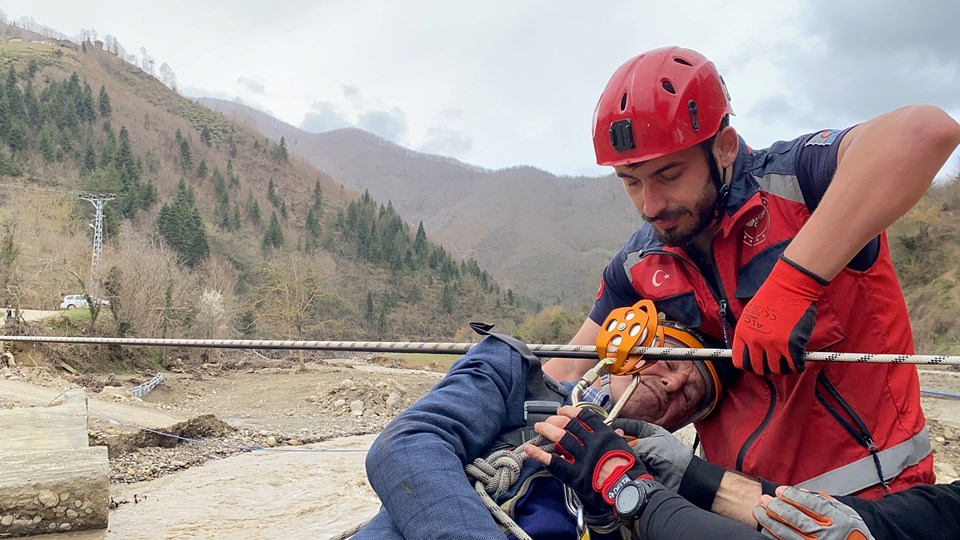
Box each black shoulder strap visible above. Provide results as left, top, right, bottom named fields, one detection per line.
left=470, top=322, right=566, bottom=450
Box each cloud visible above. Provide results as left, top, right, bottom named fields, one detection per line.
left=357, top=108, right=408, bottom=143
left=299, top=101, right=352, bottom=133
left=342, top=84, right=363, bottom=108
left=237, top=76, right=266, bottom=95
left=418, top=127, right=473, bottom=157
left=772, top=0, right=960, bottom=125
left=440, top=108, right=464, bottom=121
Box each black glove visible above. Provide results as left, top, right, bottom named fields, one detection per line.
left=545, top=409, right=652, bottom=513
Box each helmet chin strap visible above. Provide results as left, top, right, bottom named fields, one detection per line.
left=702, top=138, right=731, bottom=219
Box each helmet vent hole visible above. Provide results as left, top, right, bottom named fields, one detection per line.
left=673, top=57, right=693, bottom=67
left=661, top=80, right=676, bottom=94
left=619, top=92, right=628, bottom=111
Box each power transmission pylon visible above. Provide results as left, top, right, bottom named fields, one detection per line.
left=79, top=193, right=116, bottom=295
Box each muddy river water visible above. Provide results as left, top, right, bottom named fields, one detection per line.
left=64, top=435, right=380, bottom=540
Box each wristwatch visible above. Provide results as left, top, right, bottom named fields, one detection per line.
left=614, top=478, right=665, bottom=520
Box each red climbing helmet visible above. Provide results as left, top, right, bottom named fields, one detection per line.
left=592, top=46, right=734, bottom=166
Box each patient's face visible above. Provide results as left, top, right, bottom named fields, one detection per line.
left=608, top=360, right=707, bottom=432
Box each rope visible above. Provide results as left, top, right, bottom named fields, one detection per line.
left=921, top=389, right=960, bottom=399
left=3, top=334, right=960, bottom=364
left=463, top=434, right=556, bottom=540
left=327, top=523, right=364, bottom=540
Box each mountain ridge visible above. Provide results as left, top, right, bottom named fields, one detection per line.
left=199, top=97, right=641, bottom=306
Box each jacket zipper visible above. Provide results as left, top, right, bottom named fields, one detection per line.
left=736, top=377, right=777, bottom=472
left=814, top=372, right=888, bottom=490
left=708, top=249, right=736, bottom=347
left=644, top=248, right=776, bottom=470
left=706, top=243, right=780, bottom=472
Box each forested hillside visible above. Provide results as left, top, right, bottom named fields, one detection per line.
left=0, top=18, right=954, bottom=365
left=0, top=23, right=534, bottom=362
left=888, top=175, right=960, bottom=355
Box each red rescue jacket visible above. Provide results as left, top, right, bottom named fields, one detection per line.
left=592, top=132, right=933, bottom=498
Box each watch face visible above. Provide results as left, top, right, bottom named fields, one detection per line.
left=615, top=482, right=643, bottom=516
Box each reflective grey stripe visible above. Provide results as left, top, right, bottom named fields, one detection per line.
left=754, top=173, right=805, bottom=204
left=795, top=427, right=931, bottom=495
left=622, top=250, right=642, bottom=277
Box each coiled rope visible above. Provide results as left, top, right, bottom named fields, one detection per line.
left=464, top=434, right=556, bottom=540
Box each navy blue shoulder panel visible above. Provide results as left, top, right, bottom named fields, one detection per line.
left=589, top=225, right=662, bottom=324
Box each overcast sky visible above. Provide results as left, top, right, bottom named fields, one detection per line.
left=4, top=0, right=959, bottom=178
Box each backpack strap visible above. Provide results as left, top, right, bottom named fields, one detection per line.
left=470, top=322, right=566, bottom=450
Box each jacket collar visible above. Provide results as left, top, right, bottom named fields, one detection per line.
left=719, top=138, right=765, bottom=238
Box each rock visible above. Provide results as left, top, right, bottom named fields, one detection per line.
left=1, top=515, right=12, bottom=526
left=342, top=379, right=356, bottom=390
left=386, top=393, right=402, bottom=409
left=935, top=436, right=946, bottom=444
left=350, top=399, right=364, bottom=414
left=37, top=490, right=59, bottom=508
left=66, top=509, right=79, bottom=519
left=258, top=430, right=269, bottom=437
left=936, top=462, right=958, bottom=479
left=265, top=436, right=277, bottom=447
left=943, top=426, right=955, bottom=440
left=59, top=523, right=71, bottom=531
left=59, top=492, right=70, bottom=502
left=334, top=399, right=346, bottom=408
left=287, top=439, right=301, bottom=446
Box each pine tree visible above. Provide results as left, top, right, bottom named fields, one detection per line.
left=271, top=136, right=289, bottom=162
left=305, top=208, right=320, bottom=236
left=414, top=221, right=428, bottom=256
left=196, top=159, right=208, bottom=180
left=39, top=127, right=55, bottom=162
left=246, top=193, right=262, bottom=224
left=179, top=139, right=192, bottom=175
left=115, top=127, right=142, bottom=217
left=98, top=85, right=111, bottom=117
left=82, top=141, right=97, bottom=174
left=267, top=178, right=278, bottom=207
left=262, top=212, right=284, bottom=249
left=156, top=181, right=209, bottom=266
left=81, top=82, right=96, bottom=122
left=365, top=291, right=375, bottom=322
left=312, top=180, right=323, bottom=215
left=378, top=309, right=387, bottom=339
left=441, top=284, right=455, bottom=314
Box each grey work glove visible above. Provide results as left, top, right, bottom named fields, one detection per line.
left=755, top=486, right=875, bottom=540
left=611, top=419, right=692, bottom=490
left=612, top=419, right=725, bottom=510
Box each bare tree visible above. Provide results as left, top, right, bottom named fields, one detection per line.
left=159, top=63, right=177, bottom=92
left=192, top=256, right=239, bottom=340
left=100, top=224, right=200, bottom=338
left=248, top=253, right=342, bottom=370
left=139, top=47, right=155, bottom=76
